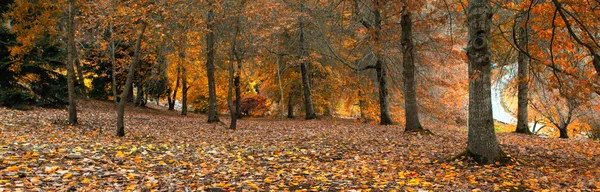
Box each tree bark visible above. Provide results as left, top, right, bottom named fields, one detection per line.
left=515, top=11, right=532, bottom=134
left=287, top=86, right=295, bottom=119
left=235, top=57, right=242, bottom=119
left=168, top=66, right=180, bottom=111
left=465, top=0, right=505, bottom=164
left=116, top=22, right=147, bottom=137
left=227, top=19, right=240, bottom=130
left=276, top=55, right=285, bottom=120
left=180, top=44, right=187, bottom=116
left=376, top=59, right=393, bottom=125
left=108, top=2, right=118, bottom=106
left=110, top=45, right=118, bottom=105
left=135, top=86, right=144, bottom=107
left=401, top=8, right=423, bottom=131
left=558, top=125, right=569, bottom=138
left=299, top=11, right=317, bottom=120
left=66, top=0, right=77, bottom=125
left=206, top=6, right=220, bottom=123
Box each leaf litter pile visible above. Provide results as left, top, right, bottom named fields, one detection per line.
left=1, top=100, right=599, bottom=191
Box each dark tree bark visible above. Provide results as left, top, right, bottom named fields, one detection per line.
left=375, top=59, right=393, bottom=125
left=465, top=0, right=505, bottom=164
left=558, top=125, right=569, bottom=138
left=168, top=66, right=180, bottom=111
left=353, top=0, right=393, bottom=125
left=66, top=0, right=77, bottom=125
left=287, top=86, right=295, bottom=119
left=401, top=7, right=424, bottom=132
left=206, top=5, right=220, bottom=123
left=227, top=18, right=241, bottom=130
left=181, top=67, right=187, bottom=115
left=126, top=85, right=134, bottom=103
left=180, top=46, right=187, bottom=116
left=515, top=11, right=532, bottom=134
left=298, top=8, right=317, bottom=120
left=235, top=57, right=242, bottom=119
left=116, top=22, right=147, bottom=137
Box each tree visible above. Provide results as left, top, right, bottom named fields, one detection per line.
left=400, top=1, right=424, bottom=132
left=352, top=0, right=393, bottom=125
left=514, top=4, right=532, bottom=134
left=298, top=1, right=317, bottom=120
left=206, top=3, right=220, bottom=123
left=465, top=0, right=506, bottom=164
left=116, top=21, right=147, bottom=137
left=66, top=0, right=77, bottom=124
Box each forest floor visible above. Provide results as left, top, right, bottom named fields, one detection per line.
left=0, top=100, right=599, bottom=191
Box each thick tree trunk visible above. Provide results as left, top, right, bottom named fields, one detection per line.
left=206, top=6, right=220, bottom=123
left=376, top=59, right=393, bottom=125
left=168, top=66, right=180, bottom=111
left=66, top=0, right=77, bottom=125
left=465, top=0, right=505, bottom=164
left=116, top=22, right=147, bottom=137
left=515, top=11, right=532, bottom=134
left=299, top=15, right=316, bottom=120
left=558, top=126, right=569, bottom=138
left=401, top=9, right=423, bottom=131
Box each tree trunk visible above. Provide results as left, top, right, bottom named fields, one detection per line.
left=515, top=11, right=532, bottom=134
left=135, top=86, right=144, bottom=107
left=401, top=8, right=423, bottom=131
left=116, top=22, right=147, bottom=137
left=235, top=57, right=242, bottom=119
left=287, top=87, right=295, bottom=119
left=376, top=59, right=393, bottom=125
left=126, top=84, right=134, bottom=103
left=372, top=4, right=392, bottom=125
left=179, top=43, right=187, bottom=116
left=66, top=0, right=77, bottom=125
left=277, top=55, right=285, bottom=120
left=358, top=90, right=368, bottom=121
left=299, top=13, right=316, bottom=120
left=110, top=42, right=118, bottom=106
left=558, top=126, right=569, bottom=138
left=181, top=67, right=187, bottom=115
left=227, top=27, right=238, bottom=130
left=109, top=2, right=118, bottom=106
left=169, top=66, right=180, bottom=111
left=465, top=0, right=505, bottom=164
left=206, top=6, right=220, bottom=123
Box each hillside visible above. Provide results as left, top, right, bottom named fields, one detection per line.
left=1, top=100, right=599, bottom=191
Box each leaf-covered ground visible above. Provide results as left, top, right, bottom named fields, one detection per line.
left=1, top=100, right=599, bottom=191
